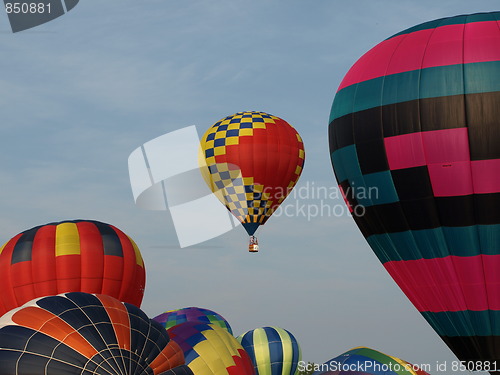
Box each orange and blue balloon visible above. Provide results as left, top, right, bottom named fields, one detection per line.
left=0, top=292, right=191, bottom=375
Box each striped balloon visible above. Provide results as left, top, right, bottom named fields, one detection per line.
left=329, top=11, right=500, bottom=368
left=153, top=306, right=233, bottom=334
left=237, top=327, right=301, bottom=375
left=0, top=292, right=192, bottom=375
left=0, top=219, right=146, bottom=316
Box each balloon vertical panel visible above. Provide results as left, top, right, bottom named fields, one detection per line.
left=77, top=221, right=106, bottom=293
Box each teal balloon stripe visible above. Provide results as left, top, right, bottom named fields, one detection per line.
left=421, top=310, right=500, bottom=337
left=330, top=61, right=500, bottom=122
left=388, top=12, right=500, bottom=40
left=366, top=225, right=500, bottom=262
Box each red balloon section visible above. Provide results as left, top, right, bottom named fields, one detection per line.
left=0, top=220, right=145, bottom=316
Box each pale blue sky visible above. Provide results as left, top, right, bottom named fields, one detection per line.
left=1, top=1, right=499, bottom=374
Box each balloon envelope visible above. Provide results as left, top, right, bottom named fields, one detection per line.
left=0, top=292, right=192, bottom=375
left=168, top=321, right=255, bottom=375
left=329, top=11, right=500, bottom=369
left=312, top=347, right=429, bottom=375
left=237, top=326, right=301, bottom=375
left=200, top=111, right=305, bottom=236
left=0, top=219, right=146, bottom=316
left=153, top=306, right=233, bottom=334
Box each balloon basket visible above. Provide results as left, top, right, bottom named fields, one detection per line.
left=248, top=236, right=259, bottom=253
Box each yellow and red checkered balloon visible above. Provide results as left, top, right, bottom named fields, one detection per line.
left=200, top=111, right=305, bottom=237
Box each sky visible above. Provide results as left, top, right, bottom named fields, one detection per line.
left=1, top=1, right=499, bottom=374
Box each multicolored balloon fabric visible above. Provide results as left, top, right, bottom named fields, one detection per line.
left=0, top=219, right=146, bottom=316
left=199, top=111, right=305, bottom=237
left=312, top=347, right=429, bottom=375
left=329, top=11, right=500, bottom=369
left=153, top=306, right=233, bottom=334
left=0, top=292, right=192, bottom=375
left=168, top=321, right=255, bottom=375
left=237, top=326, right=301, bottom=375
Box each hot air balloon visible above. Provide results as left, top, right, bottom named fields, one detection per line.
left=312, top=347, right=429, bottom=375
left=0, top=219, right=145, bottom=316
left=199, top=111, right=305, bottom=252
left=329, top=11, right=500, bottom=371
left=153, top=307, right=233, bottom=334
left=0, top=292, right=192, bottom=375
left=168, top=321, right=255, bottom=375
left=237, top=326, right=301, bottom=375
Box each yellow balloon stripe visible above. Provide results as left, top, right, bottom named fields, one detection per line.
left=190, top=349, right=228, bottom=374
left=188, top=327, right=242, bottom=374
left=253, top=329, right=272, bottom=375
left=217, top=329, right=239, bottom=357
left=55, top=222, right=81, bottom=256
left=275, top=327, right=294, bottom=375
left=205, top=329, right=238, bottom=365
left=0, top=241, right=7, bottom=256
left=127, top=236, right=144, bottom=267
left=189, top=356, right=221, bottom=375
left=388, top=354, right=419, bottom=375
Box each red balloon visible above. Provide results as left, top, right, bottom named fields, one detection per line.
left=0, top=219, right=145, bottom=316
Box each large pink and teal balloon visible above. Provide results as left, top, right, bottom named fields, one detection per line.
left=329, top=11, right=500, bottom=370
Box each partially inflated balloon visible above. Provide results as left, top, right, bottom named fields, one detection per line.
left=0, top=219, right=145, bottom=316
left=200, top=111, right=305, bottom=251
left=168, top=321, right=255, bottom=375
left=313, top=347, right=429, bottom=375
left=237, top=327, right=301, bottom=375
left=0, top=292, right=192, bottom=375
left=153, top=307, right=233, bottom=334
left=329, top=12, right=500, bottom=370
